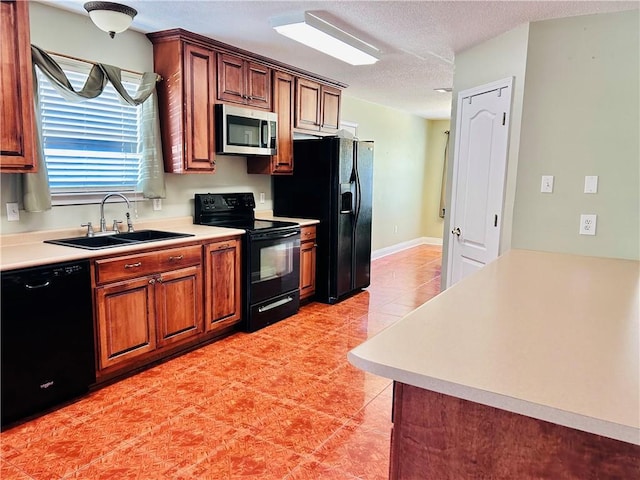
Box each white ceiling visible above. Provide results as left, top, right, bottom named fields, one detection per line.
left=41, top=1, right=638, bottom=119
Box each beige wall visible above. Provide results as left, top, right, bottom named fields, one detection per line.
left=0, top=2, right=270, bottom=234
left=442, top=23, right=530, bottom=286
left=341, top=96, right=443, bottom=251
left=512, top=10, right=639, bottom=260
left=1, top=2, right=445, bottom=255
left=423, top=120, right=449, bottom=238
left=443, top=9, right=639, bottom=286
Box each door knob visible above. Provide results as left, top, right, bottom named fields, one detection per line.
left=451, top=227, right=461, bottom=237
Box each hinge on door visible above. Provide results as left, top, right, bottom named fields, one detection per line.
left=502, top=112, right=506, bottom=125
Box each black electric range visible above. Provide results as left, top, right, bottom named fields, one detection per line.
left=194, top=193, right=301, bottom=332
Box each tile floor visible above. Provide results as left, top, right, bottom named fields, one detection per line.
left=1, top=244, right=442, bottom=480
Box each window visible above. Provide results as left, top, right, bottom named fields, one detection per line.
left=36, top=56, right=143, bottom=203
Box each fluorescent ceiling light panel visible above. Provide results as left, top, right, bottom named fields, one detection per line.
left=272, top=11, right=379, bottom=66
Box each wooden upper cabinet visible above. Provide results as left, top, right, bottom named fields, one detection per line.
left=247, top=70, right=294, bottom=175
left=217, top=53, right=271, bottom=109
left=295, top=78, right=341, bottom=134
left=295, top=78, right=321, bottom=131
left=321, top=85, right=341, bottom=132
left=1, top=0, right=38, bottom=173
left=149, top=34, right=216, bottom=174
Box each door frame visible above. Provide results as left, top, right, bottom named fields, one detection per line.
left=446, top=77, right=513, bottom=288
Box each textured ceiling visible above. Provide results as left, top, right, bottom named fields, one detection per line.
left=40, top=1, right=639, bottom=119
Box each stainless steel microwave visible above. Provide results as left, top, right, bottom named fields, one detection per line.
left=215, top=104, right=277, bottom=156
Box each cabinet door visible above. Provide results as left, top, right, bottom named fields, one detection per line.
left=248, top=70, right=294, bottom=175
left=321, top=85, right=341, bottom=132
left=217, top=53, right=245, bottom=105
left=300, top=226, right=317, bottom=300
left=95, top=277, right=156, bottom=370
left=184, top=43, right=216, bottom=172
left=295, top=78, right=321, bottom=131
left=0, top=0, right=37, bottom=172
left=156, top=265, right=203, bottom=347
left=204, top=239, right=241, bottom=330
left=245, top=61, right=271, bottom=109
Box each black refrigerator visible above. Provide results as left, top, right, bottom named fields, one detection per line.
left=273, top=136, right=373, bottom=304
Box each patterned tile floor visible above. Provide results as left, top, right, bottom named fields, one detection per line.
left=1, top=244, right=442, bottom=480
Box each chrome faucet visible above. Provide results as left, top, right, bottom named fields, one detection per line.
left=99, top=193, right=131, bottom=233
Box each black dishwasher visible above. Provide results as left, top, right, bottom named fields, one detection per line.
left=1, top=260, right=95, bottom=427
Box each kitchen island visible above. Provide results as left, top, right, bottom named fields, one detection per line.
left=348, top=249, right=640, bottom=479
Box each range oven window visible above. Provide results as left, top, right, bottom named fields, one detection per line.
left=249, top=230, right=300, bottom=305
left=256, top=243, right=294, bottom=282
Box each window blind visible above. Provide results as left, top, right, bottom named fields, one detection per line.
left=37, top=64, right=142, bottom=193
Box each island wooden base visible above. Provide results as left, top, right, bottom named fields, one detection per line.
left=390, top=382, right=640, bottom=479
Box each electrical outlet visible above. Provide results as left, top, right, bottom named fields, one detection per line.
left=259, top=192, right=265, bottom=204
left=579, top=214, right=597, bottom=235
left=541, top=175, right=554, bottom=193
left=6, top=203, right=19, bottom=221
left=153, top=198, right=162, bottom=211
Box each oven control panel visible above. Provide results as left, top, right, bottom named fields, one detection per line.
left=194, top=193, right=256, bottom=222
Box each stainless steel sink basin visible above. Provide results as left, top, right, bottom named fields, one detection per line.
left=44, top=230, right=194, bottom=250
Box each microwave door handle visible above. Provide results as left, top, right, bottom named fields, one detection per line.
left=261, top=120, right=268, bottom=148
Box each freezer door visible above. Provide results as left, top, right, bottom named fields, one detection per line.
left=334, top=138, right=355, bottom=300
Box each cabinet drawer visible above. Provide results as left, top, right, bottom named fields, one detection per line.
left=95, top=251, right=159, bottom=284
left=157, top=245, right=201, bottom=271
left=301, top=225, right=317, bottom=241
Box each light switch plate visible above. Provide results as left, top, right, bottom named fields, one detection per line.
left=584, top=175, right=598, bottom=193
left=579, top=214, right=597, bottom=235
left=153, top=198, right=162, bottom=211
left=541, top=175, right=554, bottom=193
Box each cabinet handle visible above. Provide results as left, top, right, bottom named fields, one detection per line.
left=168, top=255, right=184, bottom=261
left=149, top=278, right=155, bottom=284
left=125, top=262, right=142, bottom=269
left=217, top=243, right=230, bottom=250
left=156, top=277, right=163, bottom=283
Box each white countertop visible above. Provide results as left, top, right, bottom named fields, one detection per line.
left=348, top=249, right=640, bottom=445
left=0, top=214, right=320, bottom=271
left=255, top=211, right=320, bottom=227
left=0, top=217, right=245, bottom=271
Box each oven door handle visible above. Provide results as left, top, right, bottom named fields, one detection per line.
left=258, top=296, right=294, bottom=313
left=254, top=230, right=300, bottom=241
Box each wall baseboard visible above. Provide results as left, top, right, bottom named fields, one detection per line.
left=371, top=237, right=443, bottom=260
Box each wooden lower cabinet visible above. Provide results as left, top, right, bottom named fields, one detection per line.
left=155, top=265, right=203, bottom=347
left=299, top=225, right=317, bottom=301
left=390, top=382, right=640, bottom=479
left=95, top=276, right=157, bottom=370
left=92, top=238, right=243, bottom=382
left=94, top=244, right=205, bottom=377
left=204, top=238, right=241, bottom=330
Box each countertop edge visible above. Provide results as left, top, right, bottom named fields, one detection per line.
left=347, top=350, right=640, bottom=445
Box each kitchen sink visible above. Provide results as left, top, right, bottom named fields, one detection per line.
left=44, top=230, right=194, bottom=250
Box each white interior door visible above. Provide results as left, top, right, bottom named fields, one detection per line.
left=447, top=78, right=512, bottom=287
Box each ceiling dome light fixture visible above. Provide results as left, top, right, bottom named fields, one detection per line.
left=84, top=1, right=137, bottom=39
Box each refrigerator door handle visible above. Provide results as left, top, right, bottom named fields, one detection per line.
left=354, top=149, right=362, bottom=223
